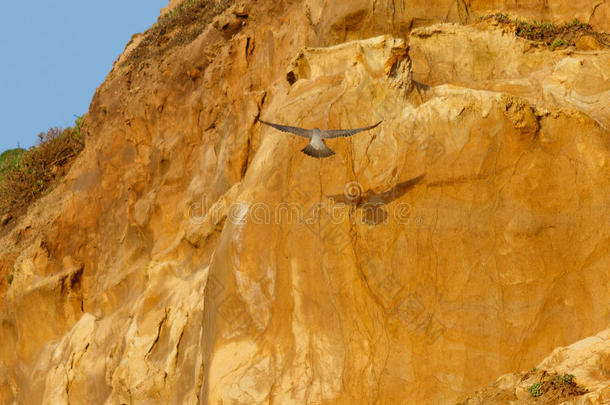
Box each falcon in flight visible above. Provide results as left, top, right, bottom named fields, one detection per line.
left=258, top=119, right=382, bottom=158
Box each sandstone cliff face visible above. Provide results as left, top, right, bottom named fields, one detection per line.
left=0, top=1, right=608, bottom=404
left=461, top=328, right=610, bottom=404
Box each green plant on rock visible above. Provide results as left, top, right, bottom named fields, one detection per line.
left=551, top=38, right=568, bottom=50
left=494, top=12, right=509, bottom=23
left=556, top=373, right=575, bottom=383
left=0, top=148, right=25, bottom=183
left=74, top=114, right=84, bottom=137
left=527, top=382, right=543, bottom=397
left=564, top=18, right=590, bottom=29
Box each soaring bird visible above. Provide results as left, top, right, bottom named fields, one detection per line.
left=258, top=119, right=382, bottom=158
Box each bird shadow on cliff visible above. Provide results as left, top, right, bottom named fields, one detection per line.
left=325, top=173, right=425, bottom=225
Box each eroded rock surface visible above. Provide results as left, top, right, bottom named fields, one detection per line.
left=460, top=328, right=610, bottom=404
left=410, top=22, right=610, bottom=128
left=0, top=1, right=608, bottom=404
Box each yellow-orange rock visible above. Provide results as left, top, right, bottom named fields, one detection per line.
left=0, top=1, right=608, bottom=404
left=409, top=22, right=610, bottom=128
left=460, top=328, right=610, bottom=404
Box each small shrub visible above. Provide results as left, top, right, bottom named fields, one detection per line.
left=556, top=373, right=575, bottom=383
left=214, top=1, right=225, bottom=13
left=0, top=115, right=85, bottom=219
left=527, top=382, right=542, bottom=397
left=494, top=12, right=509, bottom=23
left=550, top=38, right=568, bottom=50
left=480, top=13, right=609, bottom=50
left=564, top=18, right=590, bottom=30
left=6, top=273, right=13, bottom=284
left=157, top=0, right=205, bottom=26
left=515, top=19, right=556, bottom=40
left=0, top=148, right=25, bottom=182
left=126, top=0, right=234, bottom=67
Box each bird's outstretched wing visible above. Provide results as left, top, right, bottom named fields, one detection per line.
left=258, top=119, right=311, bottom=138
left=322, top=121, right=382, bottom=139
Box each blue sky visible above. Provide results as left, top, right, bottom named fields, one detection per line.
left=0, top=1, right=168, bottom=152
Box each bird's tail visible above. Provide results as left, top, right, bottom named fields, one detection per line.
left=301, top=142, right=335, bottom=158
